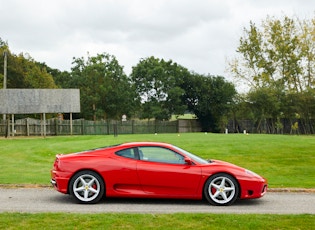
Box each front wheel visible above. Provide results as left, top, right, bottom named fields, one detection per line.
left=204, top=173, right=239, bottom=206
left=69, top=170, right=105, bottom=204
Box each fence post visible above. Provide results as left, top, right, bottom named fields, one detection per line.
left=103, top=120, right=107, bottom=135
left=26, top=118, right=30, bottom=136
left=69, top=113, right=72, bottom=135
left=6, top=117, right=10, bottom=138
left=81, top=119, right=85, bottom=135
left=154, top=120, right=157, bottom=134
left=107, top=120, right=110, bottom=135
left=43, top=113, right=46, bottom=138
left=132, top=120, right=134, bottom=134
left=11, top=114, right=15, bottom=137
left=55, top=118, right=58, bottom=136
left=113, top=123, right=118, bottom=137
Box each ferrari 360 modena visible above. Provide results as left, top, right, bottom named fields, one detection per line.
left=51, top=142, right=267, bottom=206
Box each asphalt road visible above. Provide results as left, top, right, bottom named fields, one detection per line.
left=1, top=188, right=314, bottom=214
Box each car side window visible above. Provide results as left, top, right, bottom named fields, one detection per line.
left=116, top=148, right=136, bottom=159
left=138, top=146, right=185, bottom=164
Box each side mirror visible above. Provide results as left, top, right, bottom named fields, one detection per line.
left=184, top=156, right=192, bottom=165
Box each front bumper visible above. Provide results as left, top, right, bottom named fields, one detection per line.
left=239, top=177, right=268, bottom=199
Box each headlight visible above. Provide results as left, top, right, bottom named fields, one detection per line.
left=245, top=169, right=260, bottom=177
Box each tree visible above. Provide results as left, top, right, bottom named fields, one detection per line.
left=0, top=38, right=57, bottom=89
left=70, top=53, right=138, bottom=120
left=37, top=63, right=72, bottom=89
left=182, top=73, right=236, bottom=132
left=0, top=39, right=9, bottom=88
left=131, top=56, right=189, bottom=120
left=299, top=18, right=315, bottom=89
left=229, top=15, right=315, bottom=133
left=20, top=54, right=57, bottom=88
left=247, top=86, right=284, bottom=133
left=229, top=16, right=308, bottom=91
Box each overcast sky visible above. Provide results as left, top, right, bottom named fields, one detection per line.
left=0, top=0, right=314, bottom=78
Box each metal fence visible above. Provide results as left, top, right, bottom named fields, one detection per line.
left=227, top=118, right=315, bottom=134
left=1, top=117, right=313, bottom=137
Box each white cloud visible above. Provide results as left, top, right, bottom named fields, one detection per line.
left=0, top=0, right=314, bottom=77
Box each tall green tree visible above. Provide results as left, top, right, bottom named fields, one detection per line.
left=36, top=63, right=72, bottom=89
left=247, top=86, right=284, bottom=133
left=229, top=15, right=315, bottom=133
left=70, top=53, right=138, bottom=120
left=182, top=74, right=236, bottom=132
left=299, top=18, right=315, bottom=89
left=229, top=16, right=308, bottom=91
left=131, top=56, right=189, bottom=120
left=0, top=38, right=57, bottom=89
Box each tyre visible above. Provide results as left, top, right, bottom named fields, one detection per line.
left=204, top=173, right=239, bottom=206
left=69, top=170, right=105, bottom=204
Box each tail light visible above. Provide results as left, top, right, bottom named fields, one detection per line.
left=53, top=154, right=62, bottom=170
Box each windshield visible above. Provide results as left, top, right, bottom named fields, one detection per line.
left=172, top=145, right=209, bottom=164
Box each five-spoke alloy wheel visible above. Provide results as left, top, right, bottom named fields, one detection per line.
left=69, top=170, right=105, bottom=204
left=204, top=173, right=239, bottom=206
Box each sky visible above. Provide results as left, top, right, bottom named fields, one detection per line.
left=0, top=0, right=314, bottom=80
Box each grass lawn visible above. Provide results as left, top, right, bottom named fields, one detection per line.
left=0, top=213, right=314, bottom=230
left=0, top=133, right=314, bottom=188
left=0, top=133, right=314, bottom=229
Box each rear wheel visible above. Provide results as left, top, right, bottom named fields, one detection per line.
left=69, top=170, right=105, bottom=204
left=204, top=173, right=239, bottom=206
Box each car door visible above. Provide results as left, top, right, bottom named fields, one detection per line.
left=106, top=148, right=142, bottom=196
left=136, top=146, right=202, bottom=198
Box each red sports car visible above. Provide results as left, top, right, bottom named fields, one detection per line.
left=51, top=142, right=267, bottom=206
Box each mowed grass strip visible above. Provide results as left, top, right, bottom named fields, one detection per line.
left=0, top=213, right=314, bottom=230
left=0, top=133, right=314, bottom=188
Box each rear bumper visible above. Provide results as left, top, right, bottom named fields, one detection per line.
left=50, top=170, right=71, bottom=194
